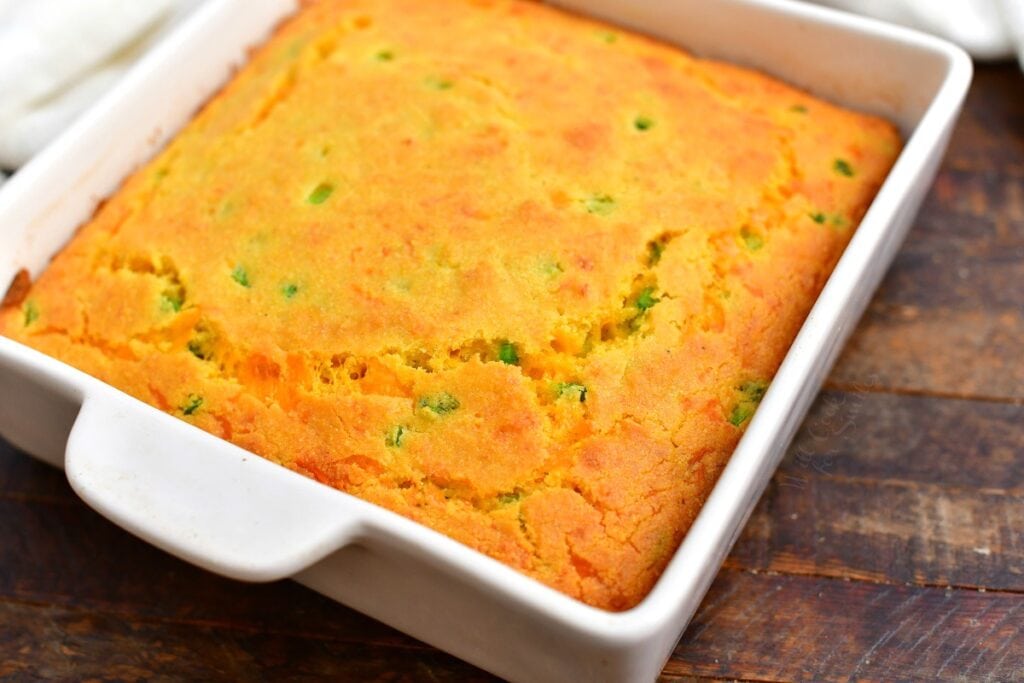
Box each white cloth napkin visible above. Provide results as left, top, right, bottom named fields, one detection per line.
left=0, top=0, right=1019, bottom=175
left=810, top=0, right=1024, bottom=62
left=0, top=0, right=203, bottom=169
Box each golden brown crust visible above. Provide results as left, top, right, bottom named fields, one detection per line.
left=0, top=0, right=900, bottom=610
left=1, top=269, right=31, bottom=309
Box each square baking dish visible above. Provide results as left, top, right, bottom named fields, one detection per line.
left=0, top=1, right=970, bottom=681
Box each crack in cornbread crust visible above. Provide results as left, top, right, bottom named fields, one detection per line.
left=0, top=0, right=901, bottom=610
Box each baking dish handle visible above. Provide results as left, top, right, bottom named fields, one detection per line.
left=64, top=391, right=362, bottom=582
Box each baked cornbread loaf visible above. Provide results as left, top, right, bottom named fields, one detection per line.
left=0, top=0, right=900, bottom=610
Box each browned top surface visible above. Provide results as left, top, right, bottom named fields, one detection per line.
left=0, top=63, right=1021, bottom=681
left=0, top=0, right=900, bottom=612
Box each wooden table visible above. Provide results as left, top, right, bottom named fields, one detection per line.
left=1, top=63, right=1021, bottom=682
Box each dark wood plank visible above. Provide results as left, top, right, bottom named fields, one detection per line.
left=832, top=305, right=1024, bottom=401
left=0, top=599, right=497, bottom=682
left=725, top=389, right=1024, bottom=590
left=728, top=474, right=1024, bottom=590
left=831, top=66, right=1024, bottom=400
left=0, top=437, right=76, bottom=504
left=942, top=66, right=1024, bottom=173
left=863, top=168, right=1024, bottom=311
left=668, top=569, right=1024, bottom=682
left=0, top=495, right=419, bottom=649
left=781, top=389, right=1024, bottom=489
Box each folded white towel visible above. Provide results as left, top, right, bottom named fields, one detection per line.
left=0, top=0, right=175, bottom=122
left=810, top=0, right=1023, bottom=62
left=0, top=0, right=202, bottom=168
left=0, top=64, right=123, bottom=169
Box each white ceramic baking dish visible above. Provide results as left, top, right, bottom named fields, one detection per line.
left=0, top=1, right=970, bottom=680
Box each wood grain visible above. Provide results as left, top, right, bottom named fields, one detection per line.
left=0, top=599, right=495, bottom=682
left=729, top=474, right=1024, bottom=590
left=781, top=389, right=1024, bottom=488
left=0, top=441, right=75, bottom=504
left=725, top=389, right=1024, bottom=589
left=0, top=473, right=410, bottom=650
left=942, top=67, right=1024, bottom=173
left=667, top=569, right=1024, bottom=682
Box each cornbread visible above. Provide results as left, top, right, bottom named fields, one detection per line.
left=0, top=0, right=901, bottom=610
